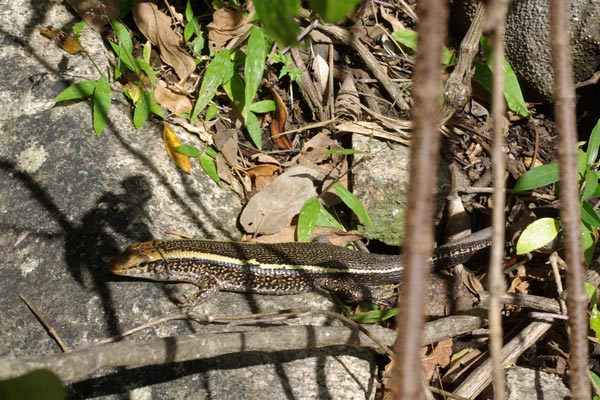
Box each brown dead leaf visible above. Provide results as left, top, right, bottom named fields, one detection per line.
left=153, top=80, right=192, bottom=114
left=239, top=166, right=319, bottom=234
left=39, top=27, right=84, bottom=55
left=241, top=164, right=280, bottom=179
left=269, top=87, right=292, bottom=150
left=207, top=7, right=251, bottom=51
left=65, top=0, right=120, bottom=32
left=335, top=74, right=361, bottom=121
left=251, top=153, right=280, bottom=165
left=132, top=0, right=196, bottom=81
left=162, top=124, right=190, bottom=174
left=422, top=339, right=453, bottom=380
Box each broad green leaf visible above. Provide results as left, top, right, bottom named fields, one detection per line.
left=297, top=196, right=321, bottom=242
left=245, top=111, right=262, bottom=149
left=577, top=149, right=588, bottom=179
left=142, top=41, right=152, bottom=63
left=175, top=144, right=201, bottom=157
left=322, top=148, right=364, bottom=155
left=243, top=26, right=268, bottom=119
left=392, top=30, right=455, bottom=65
left=191, top=35, right=205, bottom=55
left=191, top=49, right=231, bottom=121
left=582, top=223, right=596, bottom=266
left=252, top=0, right=299, bottom=46
left=480, top=36, right=529, bottom=118
left=351, top=307, right=398, bottom=324
left=71, top=20, right=88, bottom=37
left=590, top=370, right=600, bottom=392
left=316, top=206, right=344, bottom=229
left=136, top=57, right=157, bottom=85
left=92, top=77, right=111, bottom=137
left=133, top=91, right=150, bottom=130
left=109, top=41, right=139, bottom=74
left=309, top=0, right=362, bottom=23
left=249, top=100, right=276, bottom=113
left=205, top=147, right=218, bottom=158
left=515, top=218, right=560, bottom=255
left=582, top=168, right=599, bottom=201
left=581, top=201, right=600, bottom=228
left=0, top=369, right=66, bottom=400
left=54, top=80, right=97, bottom=102
left=200, top=152, right=220, bottom=183
left=206, top=104, right=218, bottom=120
left=148, top=95, right=165, bottom=118
left=512, top=163, right=560, bottom=193
left=333, top=182, right=372, bottom=227
left=111, top=19, right=133, bottom=53
left=587, top=118, right=600, bottom=165
left=585, top=282, right=597, bottom=302
left=184, top=0, right=201, bottom=41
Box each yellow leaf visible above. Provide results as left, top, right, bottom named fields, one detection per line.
left=162, top=124, right=191, bottom=174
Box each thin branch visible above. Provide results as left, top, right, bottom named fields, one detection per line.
left=391, top=1, right=448, bottom=398
left=550, top=1, right=590, bottom=398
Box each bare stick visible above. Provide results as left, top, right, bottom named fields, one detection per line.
left=19, top=293, right=70, bottom=353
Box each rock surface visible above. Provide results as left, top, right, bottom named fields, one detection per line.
left=0, top=1, right=375, bottom=399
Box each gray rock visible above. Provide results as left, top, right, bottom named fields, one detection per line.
left=0, top=1, right=376, bottom=399
left=452, top=0, right=600, bottom=103
left=505, top=366, right=570, bottom=400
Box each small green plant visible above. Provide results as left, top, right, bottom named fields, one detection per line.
left=184, top=0, right=205, bottom=55
left=175, top=144, right=220, bottom=184
left=269, top=50, right=302, bottom=83
left=513, top=118, right=600, bottom=264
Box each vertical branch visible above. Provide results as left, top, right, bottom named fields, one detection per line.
left=550, top=1, right=590, bottom=399
left=485, top=1, right=509, bottom=398
left=390, top=0, right=448, bottom=398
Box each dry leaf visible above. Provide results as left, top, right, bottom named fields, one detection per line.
left=422, top=339, right=453, bottom=381
left=312, top=54, right=329, bottom=94
left=162, top=124, right=190, bottom=174
left=241, top=164, right=280, bottom=179
left=132, top=0, right=196, bottom=81
left=251, top=153, right=280, bottom=165
left=39, top=27, right=84, bottom=54
left=153, top=80, right=193, bottom=114
left=269, top=87, right=292, bottom=150
left=239, top=166, right=319, bottom=234
left=335, top=74, right=361, bottom=121
left=65, top=0, right=120, bottom=32
left=207, top=7, right=250, bottom=51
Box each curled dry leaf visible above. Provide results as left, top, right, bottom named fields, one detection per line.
left=39, top=27, right=84, bottom=55
left=162, top=123, right=191, bottom=174
left=153, top=80, right=193, bottom=114
left=335, top=74, right=361, bottom=121
left=240, top=166, right=319, bottom=234
left=207, top=7, right=251, bottom=51
left=251, top=153, right=280, bottom=165
left=269, top=87, right=292, bottom=150
left=132, top=0, right=196, bottom=81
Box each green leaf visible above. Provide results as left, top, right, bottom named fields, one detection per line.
left=92, top=77, right=111, bottom=137
left=206, top=103, right=219, bottom=120
left=136, top=57, right=157, bottom=85
left=111, top=19, right=133, bottom=54
left=351, top=307, right=398, bottom=324
left=54, top=80, right=97, bottom=102
left=175, top=144, right=201, bottom=157
left=512, top=163, right=560, bottom=193
left=243, top=26, right=268, bottom=119
left=392, top=30, right=455, bottom=66
left=200, top=152, right=220, bottom=183
left=590, top=370, right=600, bottom=391
left=142, top=41, right=152, bottom=63
left=581, top=201, right=600, bottom=228
left=585, top=282, right=597, bottom=302
left=109, top=41, right=139, bottom=74
left=245, top=111, right=262, bottom=149
left=249, top=100, right=276, bottom=113
left=148, top=95, right=165, bottom=118
left=133, top=91, right=150, bottom=130
left=582, top=222, right=596, bottom=266
left=316, top=206, right=344, bottom=229
left=577, top=149, right=588, bottom=179
left=71, top=20, right=88, bottom=37
left=587, top=118, right=600, bottom=165
left=333, top=182, right=372, bottom=227
left=297, top=196, right=321, bottom=242
left=515, top=218, right=560, bottom=255
left=309, top=0, right=362, bottom=23
left=322, top=148, right=364, bottom=155
left=252, top=0, right=300, bottom=46
left=0, top=369, right=66, bottom=400
left=582, top=168, right=599, bottom=201
left=191, top=49, right=231, bottom=121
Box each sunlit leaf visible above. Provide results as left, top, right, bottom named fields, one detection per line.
left=191, top=49, right=231, bottom=121
left=333, top=182, right=372, bottom=227
left=587, top=118, right=600, bottom=165
left=297, top=196, right=321, bottom=242
left=246, top=111, right=262, bottom=149
left=133, top=91, right=150, bottom=130
left=175, top=144, right=201, bottom=157
left=316, top=206, right=344, bottom=229
left=71, top=20, right=88, bottom=37
left=206, top=104, right=218, bottom=120
left=54, top=80, right=97, bottom=102
left=512, top=163, right=560, bottom=193
left=249, top=100, right=276, bottom=113
left=162, top=124, right=191, bottom=174
left=322, top=148, right=364, bottom=155
left=515, top=218, right=560, bottom=255
left=200, top=152, right=220, bottom=183
left=392, top=30, right=455, bottom=65
left=111, top=19, right=133, bottom=54
left=582, top=168, right=599, bottom=201
left=351, top=307, right=398, bottom=324
left=92, top=77, right=111, bottom=137
left=243, top=26, right=268, bottom=119
left=581, top=201, right=600, bottom=228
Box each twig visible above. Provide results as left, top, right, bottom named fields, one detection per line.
left=391, top=0, right=448, bottom=397
left=19, top=293, right=70, bottom=352
left=551, top=1, right=590, bottom=398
